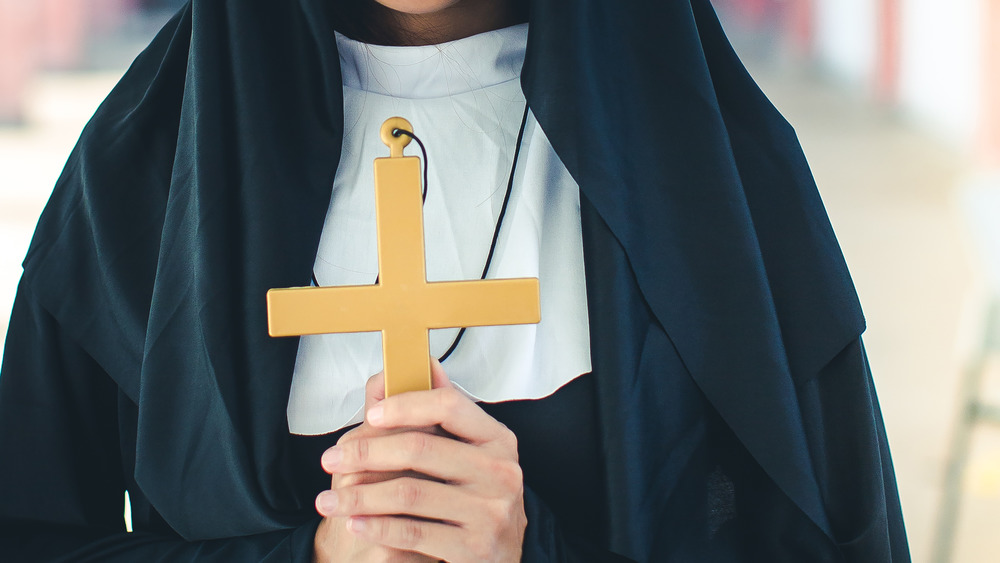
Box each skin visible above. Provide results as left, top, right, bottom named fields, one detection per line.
left=312, top=3, right=526, bottom=559
left=370, top=0, right=525, bottom=45
left=312, top=375, right=440, bottom=563
left=313, top=361, right=526, bottom=562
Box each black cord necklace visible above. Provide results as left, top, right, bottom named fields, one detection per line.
left=312, top=104, right=531, bottom=363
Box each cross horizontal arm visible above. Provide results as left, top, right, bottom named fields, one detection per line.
left=266, top=285, right=390, bottom=337
left=421, top=278, right=541, bottom=330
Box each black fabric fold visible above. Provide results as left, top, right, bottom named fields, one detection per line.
left=524, top=0, right=868, bottom=542
left=581, top=195, right=905, bottom=560
left=2, top=0, right=907, bottom=559
left=0, top=281, right=323, bottom=562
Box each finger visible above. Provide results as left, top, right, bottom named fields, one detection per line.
left=312, top=517, right=435, bottom=563
left=321, top=477, right=479, bottom=524
left=334, top=469, right=428, bottom=488
left=368, top=386, right=513, bottom=446
left=321, top=469, right=445, bottom=516
left=429, top=357, right=452, bottom=390
left=324, top=423, right=454, bottom=475
left=347, top=515, right=472, bottom=563
left=324, top=431, right=489, bottom=483
left=365, top=371, right=387, bottom=413
left=335, top=419, right=429, bottom=447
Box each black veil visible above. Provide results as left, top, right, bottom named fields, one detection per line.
left=6, top=0, right=907, bottom=560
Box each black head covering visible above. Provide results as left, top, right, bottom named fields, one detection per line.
left=21, top=0, right=869, bottom=553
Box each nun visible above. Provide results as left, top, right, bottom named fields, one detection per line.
left=0, top=1, right=909, bottom=561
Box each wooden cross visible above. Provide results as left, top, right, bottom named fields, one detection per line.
left=267, top=117, right=541, bottom=397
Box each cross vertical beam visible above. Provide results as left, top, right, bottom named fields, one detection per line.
left=267, top=117, right=540, bottom=396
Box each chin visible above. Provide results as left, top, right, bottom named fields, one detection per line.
left=373, top=0, right=465, bottom=15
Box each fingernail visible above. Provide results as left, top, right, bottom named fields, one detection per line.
left=322, top=447, right=343, bottom=469
left=318, top=492, right=338, bottom=514
left=348, top=517, right=367, bottom=533
left=367, top=404, right=384, bottom=425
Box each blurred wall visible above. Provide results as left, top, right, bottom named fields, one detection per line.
left=0, top=0, right=140, bottom=123
left=814, top=0, right=878, bottom=88
left=898, top=0, right=983, bottom=148
left=813, top=0, right=987, bottom=151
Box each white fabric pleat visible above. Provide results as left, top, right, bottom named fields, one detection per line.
left=287, top=24, right=592, bottom=435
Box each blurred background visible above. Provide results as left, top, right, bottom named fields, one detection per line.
left=0, top=1, right=998, bottom=561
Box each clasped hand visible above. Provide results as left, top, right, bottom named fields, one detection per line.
left=313, top=359, right=526, bottom=562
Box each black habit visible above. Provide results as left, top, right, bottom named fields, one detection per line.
left=0, top=0, right=910, bottom=561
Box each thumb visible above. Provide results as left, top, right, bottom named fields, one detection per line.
left=430, top=357, right=453, bottom=390
left=364, top=370, right=386, bottom=413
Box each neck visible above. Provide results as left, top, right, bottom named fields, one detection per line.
left=386, top=1, right=525, bottom=46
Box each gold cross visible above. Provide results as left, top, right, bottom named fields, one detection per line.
left=267, top=117, right=541, bottom=397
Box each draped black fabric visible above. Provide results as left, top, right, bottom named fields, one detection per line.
left=0, top=0, right=908, bottom=561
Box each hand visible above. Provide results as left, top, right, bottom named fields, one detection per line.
left=313, top=372, right=438, bottom=563
left=321, top=359, right=527, bottom=563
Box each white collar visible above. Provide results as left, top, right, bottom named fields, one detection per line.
left=335, top=24, right=528, bottom=99
left=287, top=22, right=592, bottom=435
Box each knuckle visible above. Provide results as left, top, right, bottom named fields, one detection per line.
left=404, top=432, right=431, bottom=459
left=343, top=487, right=364, bottom=512
left=490, top=459, right=523, bottom=490
left=484, top=497, right=512, bottom=526
left=355, top=438, right=371, bottom=463
left=369, top=517, right=392, bottom=542
left=509, top=462, right=524, bottom=489
left=398, top=519, right=424, bottom=549
left=395, top=479, right=423, bottom=509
